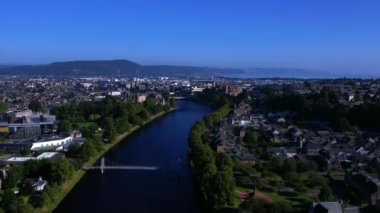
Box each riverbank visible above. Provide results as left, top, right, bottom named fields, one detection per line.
left=39, top=108, right=175, bottom=213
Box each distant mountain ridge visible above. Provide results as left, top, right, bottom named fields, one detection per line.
left=0, top=59, right=370, bottom=78
left=0, top=60, right=141, bottom=76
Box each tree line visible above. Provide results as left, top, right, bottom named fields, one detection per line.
left=188, top=104, right=235, bottom=210
left=263, top=86, right=380, bottom=132
left=52, top=95, right=175, bottom=142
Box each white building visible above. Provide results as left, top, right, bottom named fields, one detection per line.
left=30, top=131, right=82, bottom=151
left=33, top=177, right=47, bottom=192
left=108, top=91, right=122, bottom=96
left=30, top=135, right=72, bottom=151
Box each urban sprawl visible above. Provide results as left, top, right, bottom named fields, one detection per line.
left=0, top=76, right=380, bottom=212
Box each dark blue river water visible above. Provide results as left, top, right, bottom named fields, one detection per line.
left=55, top=100, right=211, bottom=213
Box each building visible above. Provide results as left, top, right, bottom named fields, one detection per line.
left=136, top=94, right=147, bottom=103
left=309, top=202, right=343, bottom=213
left=0, top=143, right=29, bottom=153
left=0, top=152, right=64, bottom=165
left=29, top=131, right=82, bottom=151
left=108, top=91, right=122, bottom=96
left=0, top=113, right=56, bottom=139
left=267, top=147, right=297, bottom=158
left=30, top=135, right=71, bottom=151
left=0, top=122, right=9, bottom=135
left=224, top=85, right=243, bottom=96
left=7, top=123, right=41, bottom=139
left=6, top=109, right=33, bottom=123
left=24, top=177, right=47, bottom=192
left=345, top=171, right=380, bottom=210
left=24, top=114, right=56, bottom=124
left=191, top=86, right=204, bottom=94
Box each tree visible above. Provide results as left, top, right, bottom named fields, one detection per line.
left=80, top=123, right=98, bottom=137
left=169, top=98, right=176, bottom=108
left=270, top=156, right=284, bottom=173
left=51, top=158, right=74, bottom=184
left=19, top=147, right=31, bottom=156
left=90, top=137, right=104, bottom=153
left=314, top=156, right=328, bottom=171
left=139, top=109, right=150, bottom=120
left=80, top=140, right=97, bottom=162
left=211, top=171, right=235, bottom=208
left=103, top=126, right=117, bottom=143
left=67, top=143, right=82, bottom=158
left=296, top=159, right=316, bottom=172
left=243, top=130, right=259, bottom=149
left=239, top=198, right=276, bottom=213
left=319, top=184, right=332, bottom=201
left=114, top=117, right=131, bottom=134
left=22, top=159, right=52, bottom=181
left=335, top=117, right=352, bottom=132
left=0, top=101, right=8, bottom=114
left=282, top=158, right=297, bottom=173
left=283, top=171, right=299, bottom=183
left=1, top=190, right=18, bottom=213
left=355, top=91, right=363, bottom=102
left=211, top=153, right=235, bottom=208
left=40, top=185, right=60, bottom=206
left=0, top=102, right=7, bottom=120
left=4, top=166, right=23, bottom=189
left=16, top=199, right=34, bottom=213
left=28, top=100, right=43, bottom=112
left=129, top=114, right=143, bottom=126
left=216, top=153, right=234, bottom=171
left=58, top=120, right=71, bottom=132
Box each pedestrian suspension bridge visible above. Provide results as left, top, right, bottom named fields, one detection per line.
left=83, top=157, right=159, bottom=174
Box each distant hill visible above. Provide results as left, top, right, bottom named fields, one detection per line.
left=0, top=60, right=245, bottom=77
left=0, top=60, right=141, bottom=76
left=0, top=59, right=368, bottom=78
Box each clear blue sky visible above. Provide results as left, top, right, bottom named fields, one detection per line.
left=1, top=0, right=379, bottom=75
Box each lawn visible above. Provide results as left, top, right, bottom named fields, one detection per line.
left=261, top=189, right=312, bottom=210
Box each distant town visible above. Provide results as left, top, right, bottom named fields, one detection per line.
left=0, top=75, right=380, bottom=212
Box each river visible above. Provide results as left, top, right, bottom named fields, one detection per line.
left=54, top=100, right=212, bottom=213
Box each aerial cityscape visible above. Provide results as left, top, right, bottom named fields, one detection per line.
left=1, top=1, right=380, bottom=213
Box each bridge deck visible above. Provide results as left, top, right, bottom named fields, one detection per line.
left=84, top=166, right=159, bottom=170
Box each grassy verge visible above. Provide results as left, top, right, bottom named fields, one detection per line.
left=38, top=108, right=175, bottom=213
left=260, top=189, right=311, bottom=210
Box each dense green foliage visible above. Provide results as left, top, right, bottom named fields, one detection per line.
left=264, top=86, right=380, bottom=131
left=189, top=105, right=236, bottom=209
left=39, top=185, right=61, bottom=207
left=50, top=158, right=75, bottom=185
left=194, top=88, right=232, bottom=108
left=0, top=101, right=8, bottom=113
left=0, top=157, right=78, bottom=210
left=58, top=119, right=72, bottom=132
left=51, top=96, right=173, bottom=143
left=195, top=88, right=249, bottom=108
left=204, top=104, right=230, bottom=126
left=28, top=100, right=43, bottom=112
